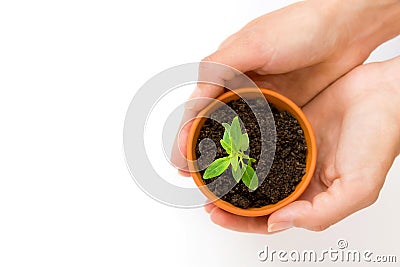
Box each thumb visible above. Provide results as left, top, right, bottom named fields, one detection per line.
left=188, top=44, right=265, bottom=111
left=267, top=177, right=380, bottom=232
left=171, top=44, right=266, bottom=174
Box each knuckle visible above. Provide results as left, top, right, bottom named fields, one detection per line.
left=241, top=31, right=263, bottom=52
left=201, top=54, right=218, bottom=64
left=218, top=34, right=236, bottom=50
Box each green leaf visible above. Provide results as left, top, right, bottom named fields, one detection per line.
left=242, top=154, right=250, bottom=160
left=230, top=156, right=239, bottom=171
left=222, top=130, right=230, bottom=146
left=241, top=165, right=258, bottom=190
left=241, top=133, right=249, bottom=151
left=223, top=132, right=230, bottom=146
left=232, top=165, right=244, bottom=183
left=230, top=116, right=242, bottom=152
left=203, top=157, right=230, bottom=179
left=222, top=123, right=231, bottom=133
left=220, top=139, right=231, bottom=154
left=248, top=157, right=256, bottom=165
left=222, top=122, right=231, bottom=150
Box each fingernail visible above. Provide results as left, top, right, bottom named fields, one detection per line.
left=268, top=222, right=293, bottom=233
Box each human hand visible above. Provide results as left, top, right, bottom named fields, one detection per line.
left=172, top=0, right=400, bottom=174
left=204, top=57, right=400, bottom=233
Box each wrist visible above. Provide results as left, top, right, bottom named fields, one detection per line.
left=321, top=0, right=400, bottom=51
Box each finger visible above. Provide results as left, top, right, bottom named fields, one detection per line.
left=170, top=109, right=197, bottom=174
left=204, top=203, right=216, bottom=213
left=296, top=172, right=327, bottom=202
left=171, top=44, right=266, bottom=174
left=188, top=28, right=276, bottom=110
left=218, top=33, right=238, bottom=50
left=178, top=170, right=190, bottom=177
left=267, top=177, right=380, bottom=232
left=209, top=207, right=270, bottom=234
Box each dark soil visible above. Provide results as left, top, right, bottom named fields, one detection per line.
left=195, top=98, right=307, bottom=209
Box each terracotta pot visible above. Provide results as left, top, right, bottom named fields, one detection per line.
left=187, top=88, right=317, bottom=217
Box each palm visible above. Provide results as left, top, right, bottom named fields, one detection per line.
left=295, top=64, right=399, bottom=227
left=205, top=61, right=400, bottom=233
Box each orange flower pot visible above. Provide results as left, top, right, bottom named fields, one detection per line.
left=187, top=88, right=317, bottom=217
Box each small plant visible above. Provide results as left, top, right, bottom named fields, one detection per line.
left=203, top=116, right=259, bottom=190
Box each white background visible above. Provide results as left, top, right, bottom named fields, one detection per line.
left=1, top=0, right=399, bottom=266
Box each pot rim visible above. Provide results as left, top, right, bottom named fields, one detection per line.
left=187, top=88, right=317, bottom=217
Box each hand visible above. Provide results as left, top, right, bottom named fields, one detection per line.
left=171, top=0, right=400, bottom=174
left=204, top=57, right=400, bottom=233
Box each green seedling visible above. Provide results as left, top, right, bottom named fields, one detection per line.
left=203, top=116, right=258, bottom=190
